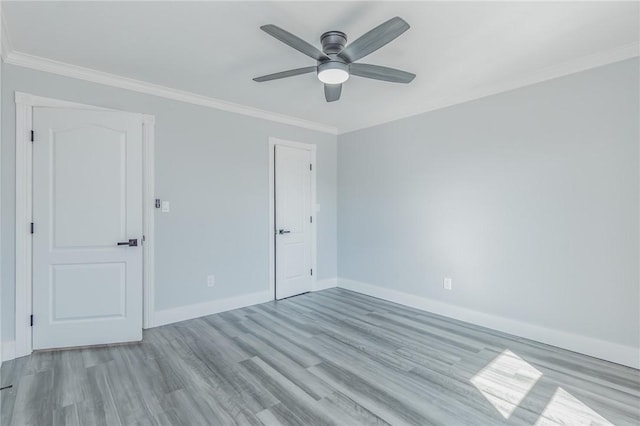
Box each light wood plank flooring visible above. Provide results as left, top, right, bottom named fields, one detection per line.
left=1, top=288, right=639, bottom=425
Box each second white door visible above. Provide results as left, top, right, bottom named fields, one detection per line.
left=275, top=144, right=313, bottom=299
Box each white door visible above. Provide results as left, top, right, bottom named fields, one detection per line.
left=275, top=144, right=313, bottom=299
left=32, top=108, right=143, bottom=350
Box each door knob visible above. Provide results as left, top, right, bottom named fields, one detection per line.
left=278, top=229, right=291, bottom=235
left=117, top=239, right=138, bottom=247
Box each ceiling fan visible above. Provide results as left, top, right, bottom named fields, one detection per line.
left=253, top=17, right=416, bottom=102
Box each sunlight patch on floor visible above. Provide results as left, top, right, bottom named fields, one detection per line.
left=534, top=387, right=613, bottom=426
left=470, top=349, right=542, bottom=419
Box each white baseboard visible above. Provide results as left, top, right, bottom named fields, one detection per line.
left=1, top=341, right=16, bottom=362
left=1, top=291, right=273, bottom=358
left=153, top=290, right=273, bottom=328
left=338, top=278, right=640, bottom=369
left=314, top=277, right=338, bottom=291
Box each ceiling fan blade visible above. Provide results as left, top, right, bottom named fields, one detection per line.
left=324, top=84, right=342, bottom=102
left=253, top=66, right=317, bottom=82
left=338, top=17, right=409, bottom=63
left=349, top=63, right=415, bottom=83
left=261, top=24, right=330, bottom=62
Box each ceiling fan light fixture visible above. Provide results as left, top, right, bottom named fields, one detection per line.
left=318, top=68, right=349, bottom=84
left=317, top=61, right=349, bottom=84
left=254, top=18, right=414, bottom=102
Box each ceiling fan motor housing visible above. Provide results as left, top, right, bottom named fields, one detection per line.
left=321, top=31, right=347, bottom=55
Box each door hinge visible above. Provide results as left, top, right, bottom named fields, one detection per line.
left=310, top=268, right=313, bottom=276
left=30, top=222, right=34, bottom=234
left=30, top=315, right=33, bottom=327
left=310, top=163, right=312, bottom=171
left=30, top=130, right=34, bottom=142
left=310, top=216, right=312, bottom=223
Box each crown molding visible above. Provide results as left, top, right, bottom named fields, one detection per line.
left=2, top=38, right=637, bottom=136
left=339, top=41, right=640, bottom=134
left=3, top=50, right=338, bottom=135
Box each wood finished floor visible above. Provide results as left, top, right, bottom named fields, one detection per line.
left=1, top=288, right=639, bottom=425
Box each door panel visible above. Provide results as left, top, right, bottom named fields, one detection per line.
left=52, top=126, right=127, bottom=248
left=275, top=144, right=313, bottom=299
left=51, top=263, right=126, bottom=322
left=32, top=108, right=143, bottom=350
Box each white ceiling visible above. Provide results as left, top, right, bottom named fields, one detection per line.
left=4, top=1, right=639, bottom=133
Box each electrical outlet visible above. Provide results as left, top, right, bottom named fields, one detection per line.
left=207, top=275, right=215, bottom=287
left=443, top=277, right=452, bottom=290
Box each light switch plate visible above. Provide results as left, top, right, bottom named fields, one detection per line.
left=443, top=277, right=453, bottom=290
left=161, top=201, right=170, bottom=213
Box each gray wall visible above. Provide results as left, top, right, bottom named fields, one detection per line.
left=2, top=58, right=637, bottom=353
left=338, top=58, right=639, bottom=348
left=1, top=63, right=338, bottom=341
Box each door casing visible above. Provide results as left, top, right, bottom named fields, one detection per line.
left=268, top=137, right=317, bottom=300
left=13, top=92, right=156, bottom=359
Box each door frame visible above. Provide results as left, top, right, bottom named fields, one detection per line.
left=268, top=137, right=317, bottom=300
left=14, top=91, right=156, bottom=358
